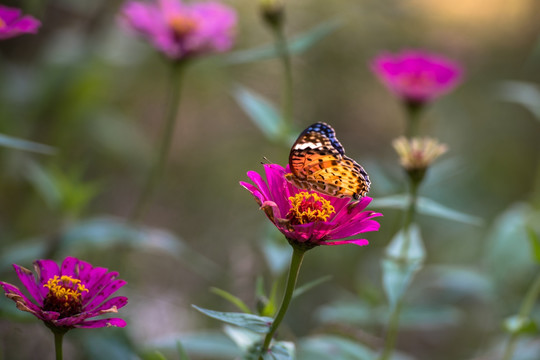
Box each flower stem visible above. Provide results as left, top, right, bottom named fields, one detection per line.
left=531, top=156, right=540, bottom=210
left=129, top=61, right=186, bottom=222
left=259, top=247, right=306, bottom=359
left=54, top=331, right=64, bottom=360
left=501, top=272, right=540, bottom=360
left=379, top=178, right=421, bottom=360
left=405, top=102, right=423, bottom=138
left=400, top=178, right=419, bottom=254
left=272, top=25, right=294, bottom=136
left=379, top=301, right=403, bottom=360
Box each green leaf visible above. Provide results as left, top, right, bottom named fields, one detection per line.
left=264, top=341, right=295, bottom=360
left=417, top=196, right=483, bottom=225
left=0, top=133, right=56, bottom=154
left=223, top=325, right=261, bottom=351
left=24, top=160, right=101, bottom=216
left=24, top=160, right=62, bottom=210
left=176, top=340, right=190, bottom=360
left=234, top=86, right=284, bottom=141
left=298, top=335, right=376, bottom=360
left=526, top=226, right=540, bottom=264
left=486, top=203, right=539, bottom=284
left=255, top=276, right=278, bottom=317
left=223, top=20, right=342, bottom=65
left=210, top=287, right=252, bottom=314
left=382, top=259, right=422, bottom=312
left=293, top=275, right=332, bottom=299
left=370, top=194, right=483, bottom=225
left=385, top=224, right=426, bottom=263
left=142, top=351, right=167, bottom=360
left=148, top=331, right=242, bottom=359
left=497, top=81, right=540, bottom=120
left=192, top=305, right=273, bottom=333
left=504, top=315, right=538, bottom=335
left=316, top=300, right=462, bottom=329
left=382, top=225, right=425, bottom=310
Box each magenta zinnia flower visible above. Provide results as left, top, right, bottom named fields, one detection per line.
left=371, top=50, right=462, bottom=105
left=0, top=256, right=127, bottom=330
left=0, top=5, right=40, bottom=40
left=120, top=0, right=236, bottom=60
left=240, top=164, right=381, bottom=248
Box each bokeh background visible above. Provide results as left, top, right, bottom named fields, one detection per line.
left=1, top=0, right=540, bottom=359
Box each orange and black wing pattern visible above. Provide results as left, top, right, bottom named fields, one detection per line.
left=285, top=122, right=370, bottom=200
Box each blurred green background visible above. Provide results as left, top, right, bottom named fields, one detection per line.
left=1, top=0, right=540, bottom=359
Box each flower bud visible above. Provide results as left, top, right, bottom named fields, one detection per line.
left=260, top=0, right=285, bottom=29
left=393, top=136, right=448, bottom=183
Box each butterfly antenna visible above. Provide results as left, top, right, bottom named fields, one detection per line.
left=261, top=156, right=273, bottom=165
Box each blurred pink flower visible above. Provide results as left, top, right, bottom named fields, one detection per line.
left=120, top=0, right=236, bottom=60
left=0, top=256, right=127, bottom=330
left=240, top=164, right=381, bottom=248
left=371, top=50, right=462, bottom=104
left=0, top=5, right=40, bottom=40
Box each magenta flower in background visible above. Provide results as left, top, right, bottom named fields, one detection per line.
left=0, top=256, right=127, bottom=330
left=0, top=5, right=41, bottom=40
left=240, top=164, right=381, bottom=248
left=120, top=0, right=236, bottom=60
left=371, top=50, right=462, bottom=105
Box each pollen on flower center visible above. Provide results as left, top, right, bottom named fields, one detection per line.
left=287, top=192, right=335, bottom=225
left=168, top=15, right=198, bottom=37
left=42, top=275, right=89, bottom=318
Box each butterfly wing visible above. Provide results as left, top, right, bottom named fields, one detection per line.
left=287, top=122, right=370, bottom=199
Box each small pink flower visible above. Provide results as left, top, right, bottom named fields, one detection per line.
left=240, top=164, right=381, bottom=248
left=371, top=50, right=462, bottom=105
left=0, top=5, right=41, bottom=40
left=0, top=257, right=128, bottom=330
left=119, top=0, right=236, bottom=60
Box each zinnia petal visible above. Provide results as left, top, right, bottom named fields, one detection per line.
left=13, top=264, right=44, bottom=305
left=241, top=163, right=381, bottom=248
left=0, top=257, right=127, bottom=332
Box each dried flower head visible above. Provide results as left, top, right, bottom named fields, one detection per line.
left=393, top=136, right=448, bottom=181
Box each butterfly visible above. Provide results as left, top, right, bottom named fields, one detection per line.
left=285, top=122, right=370, bottom=200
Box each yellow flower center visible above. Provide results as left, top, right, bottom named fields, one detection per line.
left=0, top=18, right=6, bottom=29
left=43, top=275, right=89, bottom=318
left=168, top=14, right=198, bottom=37
left=287, top=192, right=335, bottom=225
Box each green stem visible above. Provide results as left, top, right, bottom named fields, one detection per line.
left=129, top=62, right=186, bottom=222
left=404, top=102, right=423, bottom=138
left=54, top=331, right=64, bottom=360
left=501, top=272, right=540, bottom=360
left=259, top=247, right=306, bottom=359
left=379, top=178, right=421, bottom=360
left=531, top=156, right=540, bottom=210
left=400, top=179, right=419, bottom=255
left=404, top=180, right=419, bottom=230
left=272, top=25, right=294, bottom=135
left=379, top=301, right=403, bottom=360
